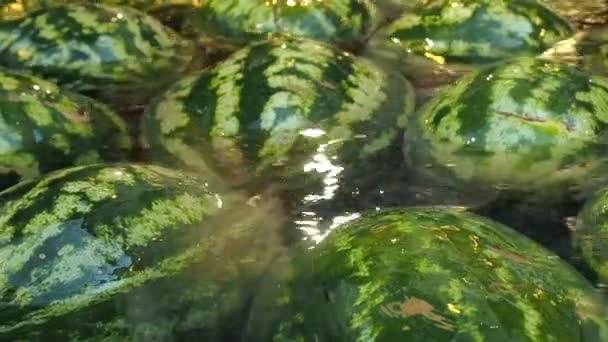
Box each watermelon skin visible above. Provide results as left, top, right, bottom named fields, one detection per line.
left=379, top=0, right=574, bottom=65
left=0, top=3, right=194, bottom=103
left=245, top=207, right=608, bottom=341
left=575, top=186, right=608, bottom=282
left=0, top=0, right=201, bottom=15
left=0, top=69, right=131, bottom=190
left=183, top=0, right=379, bottom=50
left=141, top=35, right=414, bottom=192
left=404, top=57, right=608, bottom=199
left=0, top=163, right=284, bottom=340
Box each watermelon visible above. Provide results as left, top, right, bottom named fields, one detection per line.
left=0, top=0, right=202, bottom=15
left=182, top=0, right=379, bottom=50
left=245, top=207, right=608, bottom=341
left=575, top=185, right=608, bottom=283
left=0, top=3, right=194, bottom=104
left=141, top=35, right=414, bottom=194
left=0, top=69, right=131, bottom=190
left=404, top=57, right=608, bottom=200
left=0, top=163, right=285, bottom=340
left=378, top=0, right=574, bottom=65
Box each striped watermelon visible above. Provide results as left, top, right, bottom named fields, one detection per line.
left=183, top=0, right=379, bottom=50
left=246, top=207, right=608, bottom=341
left=404, top=57, right=608, bottom=199
left=0, top=3, right=194, bottom=103
left=141, top=35, right=414, bottom=193
left=0, top=69, right=131, bottom=190
left=378, top=0, right=574, bottom=65
left=0, top=163, right=283, bottom=340
left=0, top=0, right=201, bottom=15
left=575, top=185, right=608, bottom=283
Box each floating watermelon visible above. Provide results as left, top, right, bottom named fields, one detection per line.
left=575, top=185, right=608, bottom=283
left=141, top=35, right=414, bottom=195
left=404, top=57, right=608, bottom=200
left=364, top=0, right=575, bottom=98
left=245, top=207, right=608, bottom=341
left=0, top=0, right=202, bottom=15
left=0, top=3, right=194, bottom=104
left=0, top=163, right=285, bottom=340
left=0, top=69, right=131, bottom=190
left=378, top=0, right=574, bottom=65
left=183, top=0, right=379, bottom=50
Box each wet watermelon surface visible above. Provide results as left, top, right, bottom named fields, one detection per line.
left=1, top=0, right=608, bottom=341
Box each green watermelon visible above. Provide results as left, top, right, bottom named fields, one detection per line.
left=246, top=207, right=608, bottom=341
left=182, top=0, right=379, bottom=50
left=0, top=69, right=131, bottom=190
left=404, top=57, right=608, bottom=200
left=0, top=163, right=284, bottom=340
left=378, top=0, right=574, bottom=65
left=0, top=0, right=202, bottom=15
left=575, top=185, right=608, bottom=283
left=141, top=35, right=414, bottom=193
left=0, top=3, right=194, bottom=104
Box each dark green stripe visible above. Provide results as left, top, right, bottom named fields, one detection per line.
left=546, top=70, right=590, bottom=123
left=505, top=68, right=540, bottom=106
left=307, top=51, right=353, bottom=124
left=237, top=42, right=277, bottom=165
left=348, top=0, right=371, bottom=37
left=341, top=71, right=409, bottom=160
left=135, top=14, right=165, bottom=49
left=510, top=1, right=573, bottom=44
left=429, top=103, right=451, bottom=130
left=179, top=70, right=219, bottom=151
left=454, top=66, right=499, bottom=149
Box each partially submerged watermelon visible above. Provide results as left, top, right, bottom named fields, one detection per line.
left=364, top=0, right=575, bottom=96
left=378, top=0, right=574, bottom=65
left=575, top=185, right=608, bottom=283
left=245, top=207, right=608, bottom=341
left=0, top=69, right=131, bottom=190
left=141, top=35, right=414, bottom=195
left=0, top=0, right=202, bottom=33
left=404, top=57, right=608, bottom=200
left=183, top=0, right=379, bottom=50
left=0, top=163, right=284, bottom=340
left=0, top=3, right=194, bottom=103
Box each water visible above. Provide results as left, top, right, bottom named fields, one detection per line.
left=3, top=0, right=608, bottom=340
